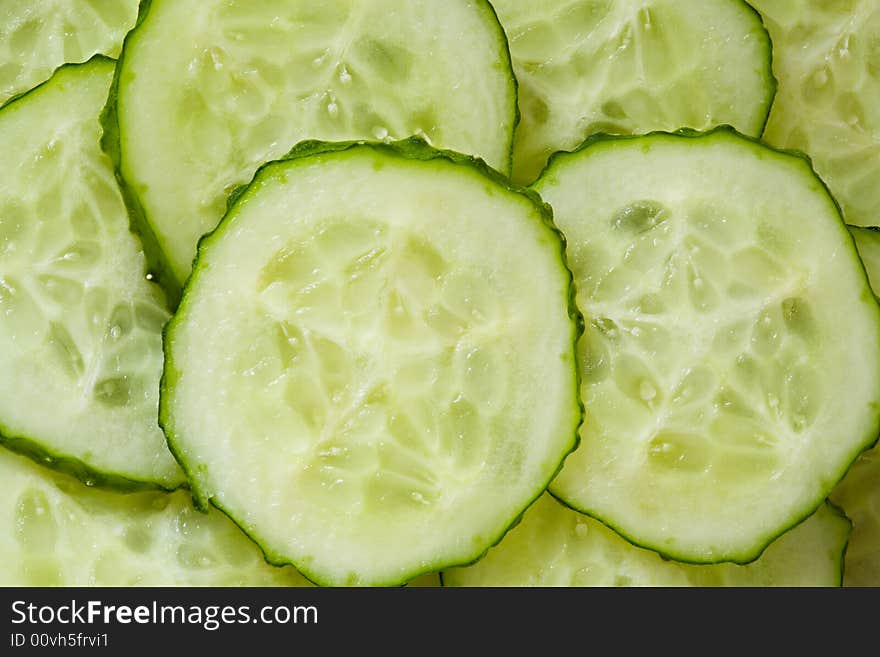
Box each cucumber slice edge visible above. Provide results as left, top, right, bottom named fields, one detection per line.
left=0, top=429, right=183, bottom=494
left=100, top=0, right=183, bottom=306
left=158, top=138, right=585, bottom=586
left=536, top=126, right=880, bottom=565
left=0, top=53, right=185, bottom=493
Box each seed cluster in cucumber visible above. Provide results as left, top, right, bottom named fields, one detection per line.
left=750, top=0, right=880, bottom=228
left=106, top=0, right=518, bottom=298
left=0, top=0, right=878, bottom=588
left=534, top=128, right=880, bottom=564
left=160, top=140, right=581, bottom=586
left=0, top=0, right=139, bottom=106
left=0, top=57, right=183, bottom=490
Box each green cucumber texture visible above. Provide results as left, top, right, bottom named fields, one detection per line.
left=534, top=128, right=880, bottom=564
left=0, top=57, right=183, bottom=489
left=0, top=446, right=308, bottom=586
left=106, top=0, right=518, bottom=299
left=161, top=139, right=582, bottom=586
left=750, top=0, right=880, bottom=228
left=0, top=0, right=139, bottom=105
left=490, top=0, right=775, bottom=183
left=442, top=494, right=849, bottom=586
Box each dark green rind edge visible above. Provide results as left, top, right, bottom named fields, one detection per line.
left=0, top=6, right=136, bottom=112
left=477, top=0, right=520, bottom=177
left=0, top=56, right=184, bottom=493
left=0, top=430, right=179, bottom=494
left=826, top=500, right=853, bottom=588
left=0, top=54, right=118, bottom=111
left=160, top=137, right=585, bottom=587
left=439, top=501, right=851, bottom=587
left=850, top=225, right=880, bottom=291
left=738, top=0, right=779, bottom=137
left=836, top=225, right=880, bottom=587
left=99, top=0, right=519, bottom=308
left=850, top=225, right=880, bottom=244
left=535, top=125, right=880, bottom=566
left=508, top=0, right=777, bottom=184
left=100, top=0, right=183, bottom=307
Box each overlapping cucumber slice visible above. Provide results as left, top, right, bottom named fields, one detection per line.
left=0, top=447, right=307, bottom=586
left=106, top=0, right=518, bottom=297
left=0, top=57, right=183, bottom=489
left=490, top=0, right=775, bottom=183
left=160, top=140, right=581, bottom=586
left=832, top=447, right=880, bottom=586
left=0, top=0, right=139, bottom=105
left=830, top=226, right=880, bottom=586
left=534, top=128, right=880, bottom=564
left=750, top=0, right=880, bottom=227
left=851, top=226, right=880, bottom=292
left=443, top=494, right=849, bottom=586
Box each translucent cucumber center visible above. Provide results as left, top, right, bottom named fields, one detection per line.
left=0, top=129, right=167, bottom=413
left=236, top=217, right=512, bottom=514
left=176, top=5, right=441, bottom=219
left=574, top=197, right=823, bottom=485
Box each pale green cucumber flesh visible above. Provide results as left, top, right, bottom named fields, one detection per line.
left=534, top=128, right=880, bottom=564
left=442, top=494, right=849, bottom=586
left=851, top=226, right=880, bottom=292
left=0, top=0, right=139, bottom=105
left=830, top=225, right=880, bottom=586
left=161, top=140, right=581, bottom=587
left=490, top=0, right=775, bottom=184
left=0, top=446, right=308, bottom=586
left=0, top=58, right=183, bottom=489
left=108, top=0, right=517, bottom=295
left=750, top=0, right=880, bottom=227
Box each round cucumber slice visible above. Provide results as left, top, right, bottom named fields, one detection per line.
left=442, top=494, right=849, bottom=586
left=0, top=0, right=139, bottom=105
left=830, top=226, right=880, bottom=587
left=534, top=128, right=880, bottom=564
left=106, top=0, right=518, bottom=299
left=160, top=140, right=582, bottom=587
left=0, top=57, right=183, bottom=489
left=490, top=0, right=775, bottom=184
left=0, top=447, right=308, bottom=586
left=750, top=0, right=880, bottom=227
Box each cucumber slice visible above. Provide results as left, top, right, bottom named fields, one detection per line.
left=160, top=140, right=582, bottom=587
left=830, top=226, right=880, bottom=586
left=0, top=446, right=308, bottom=586
left=534, top=128, right=880, bottom=564
left=490, top=0, right=775, bottom=184
left=0, top=0, right=139, bottom=105
left=750, top=0, right=880, bottom=227
left=442, top=494, right=849, bottom=586
left=0, top=57, right=183, bottom=489
left=106, top=0, right=518, bottom=299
